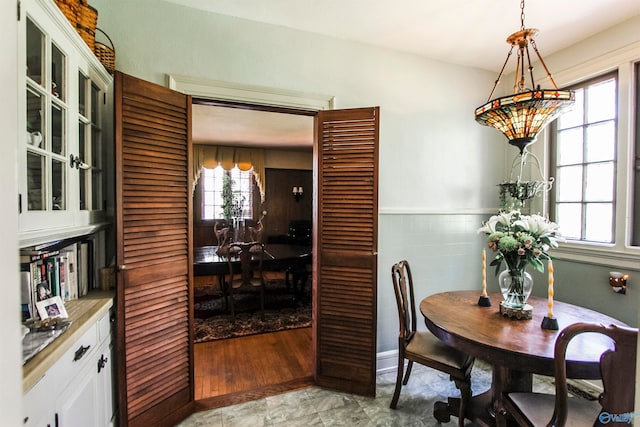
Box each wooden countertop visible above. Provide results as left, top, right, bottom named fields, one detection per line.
left=22, top=291, right=114, bottom=392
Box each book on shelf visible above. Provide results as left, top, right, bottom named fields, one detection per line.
left=61, top=244, right=78, bottom=301
left=20, top=241, right=87, bottom=320
left=20, top=268, right=32, bottom=321
left=79, top=241, right=90, bottom=296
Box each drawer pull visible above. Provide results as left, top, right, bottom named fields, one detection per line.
left=97, top=354, right=108, bottom=373
left=73, top=344, right=91, bottom=362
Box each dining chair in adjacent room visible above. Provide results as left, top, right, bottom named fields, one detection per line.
left=246, top=220, right=263, bottom=243
left=390, top=260, right=475, bottom=426
left=501, top=322, right=638, bottom=426
left=225, top=241, right=266, bottom=321
left=214, top=221, right=230, bottom=248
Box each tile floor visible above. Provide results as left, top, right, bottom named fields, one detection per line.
left=177, top=360, right=557, bottom=426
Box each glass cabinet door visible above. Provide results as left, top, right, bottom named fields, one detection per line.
left=25, top=17, right=68, bottom=212
left=78, top=74, right=103, bottom=212
left=19, top=0, right=112, bottom=239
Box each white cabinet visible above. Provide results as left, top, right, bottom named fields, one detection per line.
left=18, top=0, right=112, bottom=248
left=23, top=309, right=114, bottom=427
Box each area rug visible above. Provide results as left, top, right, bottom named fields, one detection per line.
left=193, top=281, right=311, bottom=343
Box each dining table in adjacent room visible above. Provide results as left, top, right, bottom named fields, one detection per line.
left=419, top=290, right=629, bottom=427
left=193, top=243, right=312, bottom=299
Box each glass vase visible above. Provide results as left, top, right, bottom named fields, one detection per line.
left=499, top=268, right=533, bottom=309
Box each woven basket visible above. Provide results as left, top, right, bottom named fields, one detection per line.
left=76, top=2, right=98, bottom=51
left=54, top=0, right=80, bottom=27
left=94, top=28, right=115, bottom=74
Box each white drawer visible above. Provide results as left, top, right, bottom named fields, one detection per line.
left=49, top=323, right=98, bottom=388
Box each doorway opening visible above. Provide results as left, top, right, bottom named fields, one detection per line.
left=190, top=98, right=316, bottom=408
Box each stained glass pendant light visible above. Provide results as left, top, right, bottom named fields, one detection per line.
left=475, top=0, right=575, bottom=154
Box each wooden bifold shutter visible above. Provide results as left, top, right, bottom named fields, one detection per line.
left=115, top=71, right=193, bottom=427
left=315, top=107, right=379, bottom=396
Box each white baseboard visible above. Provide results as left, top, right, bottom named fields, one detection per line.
left=377, top=349, right=399, bottom=374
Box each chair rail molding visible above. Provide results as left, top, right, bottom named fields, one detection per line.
left=379, top=207, right=499, bottom=216
left=167, top=74, right=335, bottom=111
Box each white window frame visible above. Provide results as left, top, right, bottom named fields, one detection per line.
left=531, top=41, right=640, bottom=270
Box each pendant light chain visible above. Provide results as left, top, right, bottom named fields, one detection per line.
left=520, top=0, right=526, bottom=31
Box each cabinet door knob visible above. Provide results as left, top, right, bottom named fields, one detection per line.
left=117, top=265, right=127, bottom=271
left=97, top=354, right=108, bottom=373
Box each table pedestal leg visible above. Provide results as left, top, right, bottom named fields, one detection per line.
left=431, top=366, right=533, bottom=427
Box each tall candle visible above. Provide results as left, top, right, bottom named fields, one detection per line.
left=481, top=249, right=487, bottom=297
left=547, top=259, right=554, bottom=318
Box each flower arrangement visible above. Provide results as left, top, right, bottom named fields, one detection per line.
left=478, top=210, right=562, bottom=275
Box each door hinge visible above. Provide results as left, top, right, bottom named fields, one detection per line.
left=17, top=0, right=21, bottom=21
left=103, top=92, right=106, bottom=104
left=18, top=193, right=22, bottom=214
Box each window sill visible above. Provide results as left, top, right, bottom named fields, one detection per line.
left=553, top=241, right=640, bottom=271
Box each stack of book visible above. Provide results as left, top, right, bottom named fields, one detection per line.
left=20, top=241, right=93, bottom=321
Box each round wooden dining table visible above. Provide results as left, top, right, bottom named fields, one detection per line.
left=419, top=290, right=628, bottom=426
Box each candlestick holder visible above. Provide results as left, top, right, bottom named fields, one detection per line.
left=477, top=295, right=492, bottom=306
left=541, top=316, right=559, bottom=330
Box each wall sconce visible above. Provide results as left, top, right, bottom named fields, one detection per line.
left=292, top=186, right=303, bottom=202
left=609, top=272, right=629, bottom=294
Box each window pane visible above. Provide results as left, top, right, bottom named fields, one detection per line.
left=558, top=88, right=584, bottom=129
left=556, top=203, right=582, bottom=239
left=633, top=62, right=640, bottom=246
left=557, top=128, right=583, bottom=165
left=585, top=203, right=613, bottom=242
left=585, top=121, right=615, bottom=162
left=556, top=166, right=583, bottom=202
left=26, top=88, right=43, bottom=144
left=79, top=168, right=86, bottom=210
left=27, top=152, right=44, bottom=211
left=51, top=43, right=65, bottom=102
left=204, top=205, right=213, bottom=219
left=26, top=19, right=43, bottom=85
left=92, top=169, right=101, bottom=210
left=587, top=79, right=616, bottom=123
left=91, top=84, right=99, bottom=124
left=51, top=103, right=64, bottom=155
left=585, top=163, right=614, bottom=201
left=78, top=72, right=87, bottom=117
left=204, top=191, right=213, bottom=206
left=52, top=158, right=65, bottom=210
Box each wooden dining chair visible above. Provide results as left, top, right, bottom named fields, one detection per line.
left=225, top=242, right=266, bottom=321
left=390, top=260, right=474, bottom=426
left=501, top=322, right=638, bottom=427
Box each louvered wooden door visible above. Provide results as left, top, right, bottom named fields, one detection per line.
left=115, top=72, right=193, bottom=427
left=314, top=107, right=379, bottom=396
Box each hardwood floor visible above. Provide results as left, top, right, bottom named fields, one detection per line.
left=194, top=327, right=313, bottom=409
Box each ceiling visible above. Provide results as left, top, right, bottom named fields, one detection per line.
left=180, top=0, right=640, bottom=148
left=192, top=104, right=314, bottom=148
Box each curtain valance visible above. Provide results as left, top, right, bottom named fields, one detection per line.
left=192, top=145, right=265, bottom=202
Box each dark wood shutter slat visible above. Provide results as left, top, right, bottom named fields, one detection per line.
left=116, top=71, right=193, bottom=427
left=315, top=107, right=379, bottom=396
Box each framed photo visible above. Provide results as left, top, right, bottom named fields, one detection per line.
left=36, top=296, right=68, bottom=320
